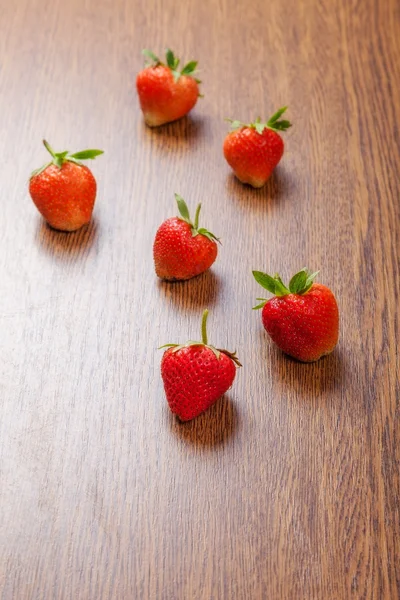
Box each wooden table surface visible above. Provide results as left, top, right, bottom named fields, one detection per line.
left=1, top=0, right=399, bottom=598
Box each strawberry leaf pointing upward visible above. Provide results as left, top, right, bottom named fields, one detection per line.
left=175, top=194, right=191, bottom=223
left=30, top=140, right=104, bottom=178
left=289, top=269, right=308, bottom=294
left=166, top=48, right=180, bottom=70
left=142, top=48, right=200, bottom=85
left=142, top=49, right=160, bottom=65
left=252, top=271, right=289, bottom=297
left=252, top=268, right=319, bottom=308
left=267, top=106, right=288, bottom=125
left=226, top=106, right=292, bottom=135
left=174, top=193, right=220, bottom=243
left=288, top=268, right=319, bottom=294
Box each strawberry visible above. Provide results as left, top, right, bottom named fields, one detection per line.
left=253, top=268, right=339, bottom=362
left=153, top=193, right=219, bottom=281
left=160, top=310, right=241, bottom=421
left=136, top=49, right=201, bottom=126
left=223, top=107, right=291, bottom=188
left=29, top=140, right=103, bottom=232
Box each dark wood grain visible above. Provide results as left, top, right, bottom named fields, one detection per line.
left=0, top=0, right=399, bottom=598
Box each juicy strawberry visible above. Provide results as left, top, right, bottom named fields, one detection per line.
left=161, top=310, right=241, bottom=421
left=29, top=140, right=103, bottom=232
left=153, top=193, right=219, bottom=281
left=136, top=49, right=201, bottom=126
left=223, top=107, right=291, bottom=187
left=253, top=268, right=339, bottom=362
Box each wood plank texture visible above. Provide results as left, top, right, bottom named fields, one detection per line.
left=0, top=0, right=399, bottom=598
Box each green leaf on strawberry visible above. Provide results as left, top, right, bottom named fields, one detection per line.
left=181, top=61, right=198, bottom=76
left=267, top=106, right=288, bottom=124
left=69, top=149, right=105, bottom=160
left=142, top=48, right=201, bottom=85
left=30, top=140, right=104, bottom=178
left=175, top=194, right=191, bottom=223
left=288, top=269, right=308, bottom=294
left=271, top=120, right=291, bottom=131
left=166, top=48, right=179, bottom=70
left=226, top=119, right=242, bottom=131
left=254, top=123, right=265, bottom=135
left=142, top=49, right=160, bottom=65
left=196, top=228, right=218, bottom=242
left=252, top=271, right=289, bottom=297
left=175, top=193, right=220, bottom=243
left=252, top=268, right=320, bottom=308
left=288, top=268, right=319, bottom=294
left=253, top=300, right=269, bottom=310
left=226, top=106, right=292, bottom=135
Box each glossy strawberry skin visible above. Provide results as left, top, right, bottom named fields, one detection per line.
left=161, top=346, right=237, bottom=421
left=136, top=66, right=199, bottom=126
left=153, top=217, right=218, bottom=281
left=261, top=283, right=339, bottom=362
left=29, top=162, right=97, bottom=231
left=223, top=126, right=284, bottom=188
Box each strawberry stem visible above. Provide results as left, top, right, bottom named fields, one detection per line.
left=194, top=204, right=201, bottom=230
left=201, top=309, right=209, bottom=345
left=160, top=309, right=241, bottom=367
left=43, top=140, right=56, bottom=159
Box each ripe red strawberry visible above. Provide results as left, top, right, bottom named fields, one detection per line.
left=153, top=193, right=219, bottom=281
left=161, top=310, right=241, bottom=421
left=253, top=268, right=339, bottom=362
left=136, top=48, right=201, bottom=126
left=223, top=107, right=291, bottom=188
left=29, top=140, right=103, bottom=231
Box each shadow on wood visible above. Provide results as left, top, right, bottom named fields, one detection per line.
left=156, top=269, right=222, bottom=310
left=35, top=217, right=99, bottom=261
left=256, top=327, right=346, bottom=396
left=273, top=345, right=346, bottom=397
left=140, top=115, right=204, bottom=149
left=167, top=394, right=240, bottom=449
left=225, top=167, right=292, bottom=212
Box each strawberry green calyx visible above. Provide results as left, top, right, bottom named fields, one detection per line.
left=142, top=48, right=201, bottom=84
left=30, top=140, right=104, bottom=178
left=252, top=268, right=319, bottom=309
left=227, top=106, right=291, bottom=135
left=201, top=308, right=209, bottom=345
left=159, top=309, right=242, bottom=366
left=175, top=193, right=220, bottom=243
left=142, top=49, right=161, bottom=65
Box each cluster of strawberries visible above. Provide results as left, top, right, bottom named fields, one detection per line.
left=29, top=49, right=339, bottom=422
